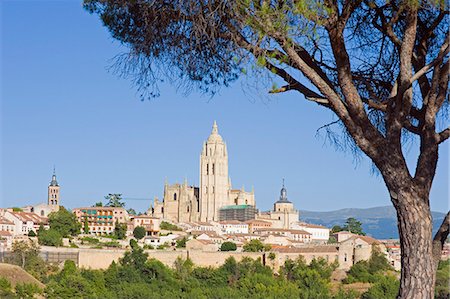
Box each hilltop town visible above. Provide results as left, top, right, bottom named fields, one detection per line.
left=3, top=122, right=441, bottom=274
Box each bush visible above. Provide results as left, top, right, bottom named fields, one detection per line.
left=28, top=230, right=37, bottom=237
left=0, top=277, right=13, bottom=297
left=15, top=283, right=43, bottom=299
left=160, top=221, right=182, bottom=231
left=243, top=240, right=271, bottom=252
left=143, top=244, right=154, bottom=250
left=81, top=237, right=100, bottom=244
left=38, top=229, right=63, bottom=247
left=133, top=226, right=146, bottom=240
left=176, top=237, right=188, bottom=248
left=361, top=275, right=399, bottom=299
left=103, top=241, right=121, bottom=248
left=435, top=260, right=450, bottom=299
left=220, top=241, right=237, bottom=251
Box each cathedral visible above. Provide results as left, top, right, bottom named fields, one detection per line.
left=152, top=121, right=255, bottom=223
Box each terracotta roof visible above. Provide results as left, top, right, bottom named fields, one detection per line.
left=8, top=212, right=47, bottom=224
left=73, top=207, right=127, bottom=211
left=352, top=235, right=381, bottom=245
left=0, top=217, right=14, bottom=225
left=195, top=239, right=215, bottom=245
left=0, top=231, right=12, bottom=237
left=245, top=219, right=272, bottom=225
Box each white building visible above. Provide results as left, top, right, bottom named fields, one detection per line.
left=219, top=220, right=249, bottom=234
left=292, top=222, right=330, bottom=243
left=0, top=217, right=15, bottom=234
left=3, top=211, right=48, bottom=236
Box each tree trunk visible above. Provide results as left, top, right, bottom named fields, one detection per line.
left=393, top=188, right=436, bottom=299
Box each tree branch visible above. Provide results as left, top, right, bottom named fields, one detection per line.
left=433, top=211, right=450, bottom=267
left=410, top=38, right=449, bottom=85
left=437, top=127, right=450, bottom=144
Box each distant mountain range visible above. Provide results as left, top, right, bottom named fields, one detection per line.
left=300, top=206, right=447, bottom=239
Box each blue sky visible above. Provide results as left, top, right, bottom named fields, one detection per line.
left=1, top=1, right=448, bottom=213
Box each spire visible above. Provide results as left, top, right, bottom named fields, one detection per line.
left=212, top=120, right=218, bottom=134
left=50, top=167, right=58, bottom=186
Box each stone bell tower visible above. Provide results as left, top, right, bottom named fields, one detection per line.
left=47, top=168, right=60, bottom=207
left=200, top=121, right=230, bottom=221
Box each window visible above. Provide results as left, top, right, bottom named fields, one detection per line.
left=206, top=164, right=209, bottom=175
left=212, top=187, right=215, bottom=194
left=174, top=193, right=177, bottom=201
left=212, top=163, right=215, bottom=175
left=187, top=206, right=190, bottom=212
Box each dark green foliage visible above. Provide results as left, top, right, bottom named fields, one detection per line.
left=94, top=201, right=103, bottom=207
left=176, top=236, right=188, bottom=248
left=243, top=239, right=271, bottom=252
left=48, top=206, right=81, bottom=237
left=27, top=230, right=36, bottom=237
left=343, top=218, right=365, bottom=235
left=0, top=277, right=13, bottom=298
left=44, top=247, right=350, bottom=299
left=127, top=208, right=137, bottom=215
left=435, top=259, right=450, bottom=299
left=15, top=283, right=43, bottom=299
left=361, top=275, right=399, bottom=299
left=280, top=257, right=332, bottom=298
left=113, top=220, right=127, bottom=239
left=104, top=193, right=125, bottom=207
left=160, top=221, right=182, bottom=231
left=38, top=229, right=63, bottom=247
left=221, top=241, right=237, bottom=251
left=344, top=248, right=393, bottom=284
left=83, top=219, right=89, bottom=234
left=132, top=226, right=146, bottom=240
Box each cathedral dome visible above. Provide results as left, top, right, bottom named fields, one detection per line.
left=207, top=121, right=224, bottom=143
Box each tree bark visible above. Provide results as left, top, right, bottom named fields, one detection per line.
left=392, top=187, right=436, bottom=299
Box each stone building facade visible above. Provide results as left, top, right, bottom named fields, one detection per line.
left=257, top=181, right=299, bottom=229
left=152, top=122, right=255, bottom=222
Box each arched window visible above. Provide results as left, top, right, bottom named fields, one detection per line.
left=41, top=210, right=44, bottom=216
left=212, top=164, right=215, bottom=175
left=174, top=193, right=177, bottom=201
left=206, top=187, right=208, bottom=194
left=206, top=164, right=209, bottom=175
left=187, top=206, right=190, bottom=212
left=161, top=207, right=164, bottom=213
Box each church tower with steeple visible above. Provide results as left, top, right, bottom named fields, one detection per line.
left=200, top=121, right=230, bottom=221
left=48, top=168, right=60, bottom=207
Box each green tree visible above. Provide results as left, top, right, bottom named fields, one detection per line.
left=83, top=219, right=89, bottom=234
left=127, top=208, right=137, bottom=216
left=243, top=240, right=270, bottom=252
left=84, top=1, right=450, bottom=296
left=48, top=206, right=81, bottom=237
left=11, top=240, right=40, bottom=268
left=105, top=194, right=125, bottom=207
left=331, top=225, right=343, bottom=234
left=94, top=201, right=103, bottom=207
left=27, top=230, right=36, bottom=237
left=176, top=237, right=188, bottom=248
left=133, top=226, right=146, bottom=240
left=114, top=220, right=127, bottom=240
left=343, top=218, right=365, bottom=235
left=38, top=229, right=63, bottom=247
left=361, top=275, right=399, bottom=299
left=220, top=241, right=237, bottom=252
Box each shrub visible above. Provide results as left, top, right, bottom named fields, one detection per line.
left=133, top=226, right=146, bottom=240
left=220, top=241, right=237, bottom=251
left=243, top=240, right=270, bottom=252
left=27, top=230, right=37, bottom=237
left=160, top=221, right=182, bottom=231
left=15, top=283, right=43, bottom=299
left=361, top=275, right=399, bottom=299
left=176, top=237, right=188, bottom=248
left=38, top=229, right=63, bottom=247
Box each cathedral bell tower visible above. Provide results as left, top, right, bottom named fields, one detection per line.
left=200, top=121, right=229, bottom=221
left=48, top=168, right=60, bottom=207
